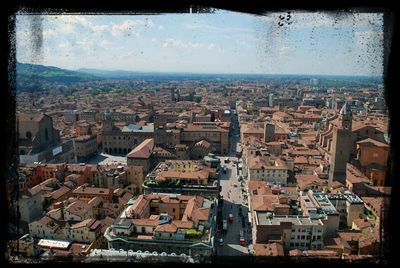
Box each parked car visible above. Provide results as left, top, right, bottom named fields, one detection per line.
left=223, top=220, right=228, bottom=231
left=239, top=230, right=245, bottom=245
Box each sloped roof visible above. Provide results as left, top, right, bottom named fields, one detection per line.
left=127, top=138, right=154, bottom=158
left=356, top=138, right=389, bottom=148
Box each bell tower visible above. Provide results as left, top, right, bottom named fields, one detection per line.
left=338, top=102, right=352, bottom=131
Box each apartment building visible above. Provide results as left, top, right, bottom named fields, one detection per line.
left=253, top=214, right=324, bottom=251
left=247, top=155, right=288, bottom=185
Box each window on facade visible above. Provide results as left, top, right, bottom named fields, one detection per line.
left=45, top=128, right=49, bottom=141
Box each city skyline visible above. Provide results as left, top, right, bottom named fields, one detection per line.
left=16, top=10, right=384, bottom=76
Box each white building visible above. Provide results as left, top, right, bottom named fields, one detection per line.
left=253, top=213, right=324, bottom=251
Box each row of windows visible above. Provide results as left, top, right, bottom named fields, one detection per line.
left=184, top=132, right=220, bottom=137
left=256, top=170, right=286, bottom=174
left=290, top=242, right=309, bottom=247
left=292, top=228, right=322, bottom=233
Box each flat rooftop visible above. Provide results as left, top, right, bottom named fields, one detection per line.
left=38, top=239, right=71, bottom=249
left=256, top=213, right=323, bottom=226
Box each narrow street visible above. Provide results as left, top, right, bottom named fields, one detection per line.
left=215, top=110, right=252, bottom=256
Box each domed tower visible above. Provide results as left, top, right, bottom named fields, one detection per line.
left=339, top=101, right=352, bottom=130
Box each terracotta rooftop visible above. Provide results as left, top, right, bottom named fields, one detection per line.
left=70, top=219, right=96, bottom=229
left=154, top=223, right=177, bottom=233
left=248, top=181, right=273, bottom=196
left=72, top=185, right=111, bottom=196
left=346, top=164, right=371, bottom=184
left=195, top=139, right=212, bottom=148
left=352, top=218, right=372, bottom=230
left=251, top=195, right=280, bottom=211
left=127, top=138, right=154, bottom=159
left=295, top=174, right=327, bottom=189
left=254, top=242, right=284, bottom=256
left=51, top=186, right=72, bottom=200
left=356, top=138, right=389, bottom=148
left=248, top=156, right=287, bottom=170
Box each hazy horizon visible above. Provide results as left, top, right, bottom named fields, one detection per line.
left=17, top=61, right=383, bottom=79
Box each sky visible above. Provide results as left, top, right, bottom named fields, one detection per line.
left=15, top=10, right=384, bottom=76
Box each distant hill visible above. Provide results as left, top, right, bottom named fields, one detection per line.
left=77, top=68, right=179, bottom=79
left=16, top=62, right=101, bottom=83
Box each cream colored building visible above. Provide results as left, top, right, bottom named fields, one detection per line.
left=29, top=216, right=102, bottom=244
left=247, top=155, right=288, bottom=185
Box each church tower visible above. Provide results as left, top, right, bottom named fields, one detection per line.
left=338, top=102, right=352, bottom=130
left=328, top=102, right=353, bottom=185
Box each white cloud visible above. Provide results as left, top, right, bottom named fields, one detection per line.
left=207, top=43, right=224, bottom=53
left=162, top=38, right=188, bottom=48
left=51, top=15, right=108, bottom=33
left=185, top=22, right=219, bottom=32
left=58, top=42, right=69, bottom=49
left=112, top=19, right=145, bottom=36
left=99, top=39, right=111, bottom=49
left=60, top=23, right=75, bottom=33
left=161, top=39, right=207, bottom=50
left=112, top=19, right=155, bottom=37
left=75, top=38, right=92, bottom=51
left=146, top=19, right=155, bottom=28
left=184, top=21, right=255, bottom=34
left=278, top=46, right=290, bottom=57
left=191, top=43, right=204, bottom=48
